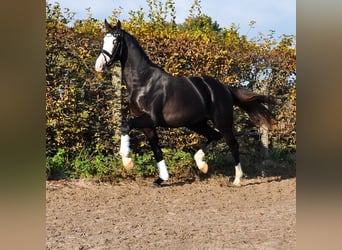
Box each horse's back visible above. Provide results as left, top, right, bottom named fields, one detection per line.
left=159, top=76, right=208, bottom=126
left=199, top=75, right=235, bottom=119
left=160, top=74, right=233, bottom=127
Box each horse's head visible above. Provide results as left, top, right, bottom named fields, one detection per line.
left=95, top=19, right=123, bottom=72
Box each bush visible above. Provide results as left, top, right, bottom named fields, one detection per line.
left=46, top=0, right=296, bottom=180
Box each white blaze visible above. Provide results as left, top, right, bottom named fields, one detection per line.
left=94, top=33, right=116, bottom=72
left=95, top=54, right=107, bottom=72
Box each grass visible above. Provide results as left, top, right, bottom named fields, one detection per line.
left=46, top=145, right=296, bottom=181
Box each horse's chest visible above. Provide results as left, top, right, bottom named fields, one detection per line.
left=128, top=91, right=149, bottom=116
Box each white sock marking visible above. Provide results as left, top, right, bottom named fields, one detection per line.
left=157, top=160, right=169, bottom=181
left=233, top=163, right=243, bottom=186
left=119, top=135, right=130, bottom=157
left=194, top=149, right=205, bottom=168
left=194, top=149, right=208, bottom=173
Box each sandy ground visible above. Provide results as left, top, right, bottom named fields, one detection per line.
left=46, top=175, right=296, bottom=249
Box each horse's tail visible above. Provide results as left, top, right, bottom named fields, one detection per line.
left=227, top=86, right=274, bottom=129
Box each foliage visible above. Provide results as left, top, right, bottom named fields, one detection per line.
left=46, top=2, right=113, bottom=156
left=46, top=0, right=296, bottom=180
left=46, top=148, right=69, bottom=179
left=72, top=147, right=121, bottom=179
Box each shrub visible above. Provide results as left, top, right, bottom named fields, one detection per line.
left=46, top=0, right=295, bottom=180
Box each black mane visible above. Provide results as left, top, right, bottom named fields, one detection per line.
left=122, top=30, right=159, bottom=68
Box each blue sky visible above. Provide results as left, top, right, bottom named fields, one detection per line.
left=47, top=0, right=296, bottom=39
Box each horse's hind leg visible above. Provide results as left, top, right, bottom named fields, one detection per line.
left=220, top=127, right=243, bottom=186
left=187, top=122, right=222, bottom=173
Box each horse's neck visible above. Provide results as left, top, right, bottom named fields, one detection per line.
left=121, top=34, right=160, bottom=87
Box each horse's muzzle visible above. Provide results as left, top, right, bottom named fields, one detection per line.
left=95, top=54, right=107, bottom=72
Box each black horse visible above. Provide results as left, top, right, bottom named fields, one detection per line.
left=95, top=20, right=273, bottom=187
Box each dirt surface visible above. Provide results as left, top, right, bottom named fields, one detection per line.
left=46, top=176, right=296, bottom=249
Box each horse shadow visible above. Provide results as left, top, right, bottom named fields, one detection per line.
left=196, top=147, right=296, bottom=184
left=208, top=153, right=296, bottom=180
left=160, top=178, right=197, bottom=187
left=158, top=147, right=295, bottom=188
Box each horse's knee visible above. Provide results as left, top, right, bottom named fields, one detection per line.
left=121, top=122, right=130, bottom=134
left=210, top=130, right=222, bottom=141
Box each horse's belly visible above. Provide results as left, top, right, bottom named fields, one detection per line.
left=162, top=104, right=206, bottom=127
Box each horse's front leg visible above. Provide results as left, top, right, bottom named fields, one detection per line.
left=142, top=128, right=169, bottom=187
left=119, top=122, right=134, bottom=170
left=119, top=115, right=169, bottom=186
left=120, top=115, right=154, bottom=169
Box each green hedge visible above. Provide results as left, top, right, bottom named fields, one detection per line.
left=46, top=1, right=296, bottom=180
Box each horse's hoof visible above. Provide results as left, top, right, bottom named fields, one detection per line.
left=152, top=177, right=164, bottom=187
left=232, top=179, right=242, bottom=187
left=122, top=156, right=134, bottom=170
left=198, top=162, right=208, bottom=174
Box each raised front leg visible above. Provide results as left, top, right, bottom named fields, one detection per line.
left=119, top=114, right=154, bottom=169
left=119, top=133, right=134, bottom=170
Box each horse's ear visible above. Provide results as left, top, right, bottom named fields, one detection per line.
left=104, top=19, right=113, bottom=31
left=116, top=20, right=121, bottom=30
